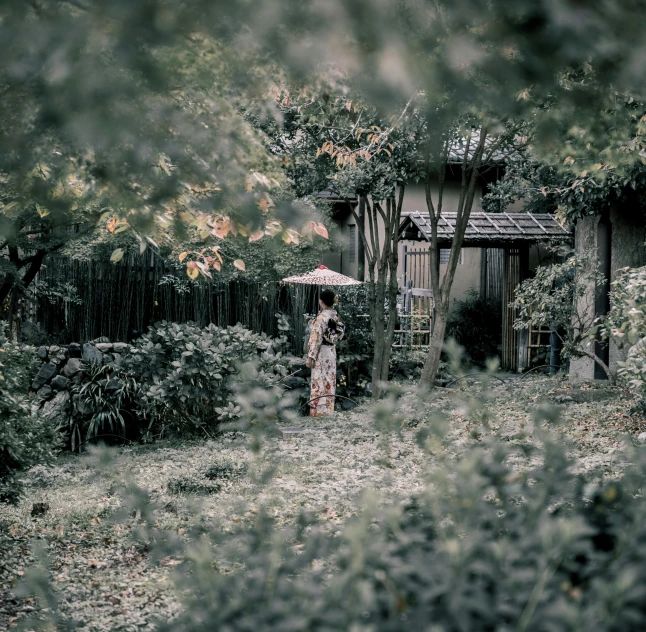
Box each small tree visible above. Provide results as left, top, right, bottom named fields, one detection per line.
left=512, top=252, right=613, bottom=381
left=418, top=118, right=524, bottom=388
left=270, top=87, right=423, bottom=397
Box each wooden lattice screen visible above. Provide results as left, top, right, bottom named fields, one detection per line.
left=502, top=248, right=520, bottom=371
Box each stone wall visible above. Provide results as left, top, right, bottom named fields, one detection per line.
left=31, top=341, right=133, bottom=426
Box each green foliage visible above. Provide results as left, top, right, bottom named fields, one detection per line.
left=446, top=290, right=503, bottom=366
left=513, top=253, right=609, bottom=377
left=336, top=285, right=374, bottom=377
left=0, top=324, right=56, bottom=503
left=607, top=266, right=646, bottom=393
left=126, top=321, right=287, bottom=433
left=136, top=403, right=646, bottom=631
left=167, top=476, right=221, bottom=496
left=66, top=362, right=144, bottom=452
left=483, top=96, right=646, bottom=223
left=204, top=461, right=248, bottom=481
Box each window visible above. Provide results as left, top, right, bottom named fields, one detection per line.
left=439, top=248, right=462, bottom=265
left=348, top=225, right=357, bottom=263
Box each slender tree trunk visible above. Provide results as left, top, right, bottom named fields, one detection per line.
left=420, top=300, right=448, bottom=386
left=370, top=274, right=388, bottom=398
left=419, top=127, right=489, bottom=390
left=379, top=258, right=399, bottom=383
left=370, top=256, right=391, bottom=397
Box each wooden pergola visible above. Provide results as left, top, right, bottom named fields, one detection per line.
left=398, top=211, right=573, bottom=371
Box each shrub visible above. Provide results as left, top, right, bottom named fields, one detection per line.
left=126, top=321, right=286, bottom=433
left=167, top=476, right=221, bottom=495
left=66, top=361, right=144, bottom=451
left=607, top=265, right=646, bottom=394
left=336, top=285, right=376, bottom=386
left=514, top=252, right=610, bottom=379
left=389, top=349, right=452, bottom=384
left=151, top=404, right=646, bottom=631
left=0, top=324, right=57, bottom=503
left=445, top=290, right=502, bottom=366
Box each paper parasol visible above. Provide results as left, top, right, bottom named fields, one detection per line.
left=281, top=265, right=361, bottom=286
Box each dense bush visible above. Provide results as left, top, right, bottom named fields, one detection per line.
left=125, top=321, right=287, bottom=433
left=0, top=324, right=57, bottom=503
left=514, top=253, right=610, bottom=379
left=66, top=361, right=144, bottom=451
left=149, top=403, right=646, bottom=631
left=445, top=290, right=502, bottom=366
left=607, top=265, right=646, bottom=393
left=336, top=285, right=374, bottom=371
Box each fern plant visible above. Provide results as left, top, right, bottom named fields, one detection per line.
left=67, top=362, right=143, bottom=451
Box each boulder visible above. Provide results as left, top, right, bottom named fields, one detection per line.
left=32, top=363, right=57, bottom=390
left=50, top=375, right=70, bottom=391
left=286, top=355, right=307, bottom=370
left=282, top=376, right=307, bottom=389
left=95, top=342, right=113, bottom=353
left=63, top=358, right=82, bottom=377
left=340, top=397, right=358, bottom=411
left=37, top=385, right=53, bottom=400
left=50, top=348, right=68, bottom=365
left=68, top=343, right=82, bottom=358
left=82, top=343, right=103, bottom=366
left=37, top=346, right=48, bottom=360
left=40, top=390, right=70, bottom=427
left=113, top=342, right=130, bottom=353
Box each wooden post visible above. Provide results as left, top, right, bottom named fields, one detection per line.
left=357, top=196, right=365, bottom=282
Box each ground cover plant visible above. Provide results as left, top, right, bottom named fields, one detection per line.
left=0, top=324, right=57, bottom=504
left=0, top=373, right=642, bottom=630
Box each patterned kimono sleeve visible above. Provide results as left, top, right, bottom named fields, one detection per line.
left=307, top=313, right=324, bottom=361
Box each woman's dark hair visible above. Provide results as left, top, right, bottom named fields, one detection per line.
left=320, top=288, right=336, bottom=308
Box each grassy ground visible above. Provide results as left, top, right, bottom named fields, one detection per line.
left=0, top=376, right=641, bottom=630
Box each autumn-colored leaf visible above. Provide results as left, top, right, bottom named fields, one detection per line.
left=314, top=223, right=329, bottom=239
left=178, top=252, right=189, bottom=263
left=110, top=248, right=124, bottom=264
left=249, top=230, right=264, bottom=242
left=186, top=262, right=199, bottom=280
left=36, top=203, right=50, bottom=218
left=211, top=247, right=223, bottom=264
left=196, top=261, right=212, bottom=278
left=233, top=259, right=246, bottom=271
left=212, top=217, right=231, bottom=239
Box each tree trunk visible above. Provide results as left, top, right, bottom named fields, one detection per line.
left=379, top=259, right=399, bottom=384
left=420, top=299, right=448, bottom=387
left=370, top=268, right=388, bottom=398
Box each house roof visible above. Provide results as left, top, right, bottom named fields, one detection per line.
left=399, top=211, right=572, bottom=246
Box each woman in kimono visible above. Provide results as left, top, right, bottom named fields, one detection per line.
left=306, top=288, right=344, bottom=417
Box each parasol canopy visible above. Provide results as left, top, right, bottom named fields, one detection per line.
left=281, top=265, right=361, bottom=286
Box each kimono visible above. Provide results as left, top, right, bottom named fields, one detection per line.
left=307, top=308, right=344, bottom=417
